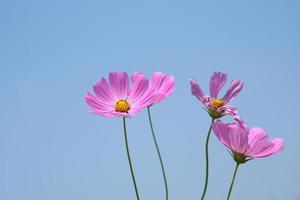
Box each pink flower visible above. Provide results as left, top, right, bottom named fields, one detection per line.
left=190, top=71, right=244, bottom=121
left=85, top=71, right=154, bottom=118
left=148, top=72, right=176, bottom=105
left=212, top=120, right=284, bottom=163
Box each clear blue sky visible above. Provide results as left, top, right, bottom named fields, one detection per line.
left=1, top=0, right=299, bottom=199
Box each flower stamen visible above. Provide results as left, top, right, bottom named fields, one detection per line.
left=115, top=99, right=131, bottom=113
left=211, top=98, right=225, bottom=110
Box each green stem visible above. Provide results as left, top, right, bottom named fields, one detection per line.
left=147, top=106, right=169, bottom=200
left=201, top=118, right=215, bottom=200
left=227, top=163, right=240, bottom=200
left=122, top=117, right=140, bottom=200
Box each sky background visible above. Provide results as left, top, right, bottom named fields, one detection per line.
left=1, top=0, right=300, bottom=199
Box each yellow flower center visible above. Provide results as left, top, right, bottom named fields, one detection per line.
left=115, top=99, right=131, bottom=113
left=211, top=98, right=225, bottom=110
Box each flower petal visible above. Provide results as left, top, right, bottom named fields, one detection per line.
left=209, top=72, right=227, bottom=98
left=227, top=123, right=249, bottom=154
left=246, top=141, right=275, bottom=158
left=213, top=121, right=249, bottom=154
left=222, top=80, right=243, bottom=103
left=127, top=72, right=152, bottom=115
left=190, top=78, right=209, bottom=105
left=246, top=137, right=284, bottom=158
left=127, top=72, right=149, bottom=103
left=248, top=127, right=268, bottom=147
left=212, top=120, right=232, bottom=149
left=84, top=93, right=115, bottom=117
left=220, top=106, right=248, bottom=130
left=93, top=78, right=117, bottom=104
left=150, top=72, right=176, bottom=104
left=111, top=111, right=130, bottom=118
left=271, top=138, right=284, bottom=153
left=109, top=71, right=129, bottom=100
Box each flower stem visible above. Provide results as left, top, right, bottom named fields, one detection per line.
left=122, top=117, right=140, bottom=200
left=201, top=118, right=215, bottom=200
left=147, top=106, right=169, bottom=200
left=227, top=163, right=240, bottom=200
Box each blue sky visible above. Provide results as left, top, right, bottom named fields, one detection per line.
left=1, top=0, right=300, bottom=199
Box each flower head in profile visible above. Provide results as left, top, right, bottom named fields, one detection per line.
left=212, top=120, right=284, bottom=164
left=190, top=72, right=243, bottom=120
left=148, top=72, right=176, bottom=106
left=85, top=71, right=154, bottom=118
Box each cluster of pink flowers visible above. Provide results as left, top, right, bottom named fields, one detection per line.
left=85, top=70, right=284, bottom=200
left=190, top=71, right=284, bottom=199
left=190, top=72, right=284, bottom=162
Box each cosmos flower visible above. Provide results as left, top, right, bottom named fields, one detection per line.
left=212, top=120, right=284, bottom=163
left=148, top=72, right=176, bottom=105
left=144, top=72, right=175, bottom=200
left=85, top=71, right=154, bottom=118
left=190, top=72, right=244, bottom=120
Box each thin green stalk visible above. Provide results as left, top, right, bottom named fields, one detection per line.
left=122, top=117, right=140, bottom=200
left=201, top=118, right=215, bottom=200
left=227, top=163, right=240, bottom=200
left=147, top=106, right=169, bottom=200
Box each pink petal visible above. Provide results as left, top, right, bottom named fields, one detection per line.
left=127, top=106, right=143, bottom=116
left=213, top=121, right=249, bottom=154
left=212, top=120, right=232, bottom=149
left=150, top=72, right=176, bottom=104
left=127, top=72, right=152, bottom=115
left=220, top=106, right=248, bottom=130
left=111, top=111, right=130, bottom=118
left=232, top=114, right=248, bottom=130
left=127, top=72, right=149, bottom=103
left=93, top=78, right=117, bottom=104
left=246, top=141, right=276, bottom=158
left=246, top=137, right=284, bottom=158
left=209, top=72, right=227, bottom=98
left=270, top=138, right=284, bottom=154
left=227, top=123, right=249, bottom=154
left=130, top=71, right=143, bottom=84
left=148, top=95, right=167, bottom=105
left=109, top=71, right=129, bottom=100
left=130, top=89, right=154, bottom=113
left=190, top=78, right=209, bottom=105
left=219, top=105, right=237, bottom=116
left=84, top=93, right=115, bottom=117
left=222, top=80, right=243, bottom=103
left=248, top=127, right=268, bottom=147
